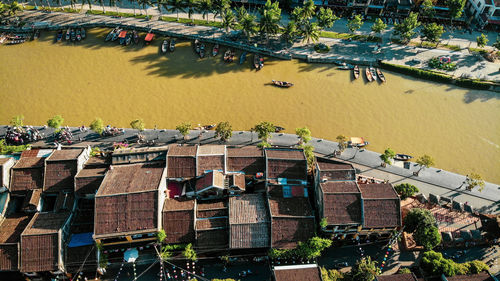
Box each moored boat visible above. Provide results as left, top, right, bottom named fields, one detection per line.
left=70, top=28, right=76, bottom=42
left=7, top=39, right=26, bottom=45
left=81, top=27, right=86, bottom=39
left=353, top=65, right=360, bottom=79
left=144, top=30, right=154, bottom=45
left=65, top=27, right=71, bottom=41
left=111, top=28, right=121, bottom=42
left=254, top=54, right=263, bottom=70
left=161, top=38, right=168, bottom=53
left=105, top=27, right=116, bottom=42
left=275, top=126, right=285, bottom=133
left=394, top=154, right=413, bottom=161
left=118, top=30, right=127, bottom=45
left=365, top=68, right=373, bottom=82
left=132, top=30, right=139, bottom=44
left=32, top=29, right=40, bottom=40
left=203, top=124, right=216, bottom=130
left=376, top=68, right=386, bottom=82
left=194, top=39, right=200, bottom=53
left=212, top=43, right=219, bottom=56
left=56, top=30, right=63, bottom=42
left=199, top=43, right=205, bottom=58
left=239, top=51, right=247, bottom=65
left=125, top=31, right=132, bottom=45
left=76, top=28, right=81, bottom=41
left=337, top=63, right=353, bottom=70
left=0, top=33, right=6, bottom=44
left=370, top=67, right=377, bottom=82
left=224, top=49, right=234, bottom=63
left=348, top=137, right=369, bottom=148
left=169, top=39, right=175, bottom=52
left=272, top=80, right=294, bottom=88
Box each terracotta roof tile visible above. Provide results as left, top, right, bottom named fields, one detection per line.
left=167, top=156, right=196, bottom=178
left=44, top=160, right=78, bottom=192
left=10, top=167, right=44, bottom=192
left=0, top=214, right=32, bottom=244
left=0, top=158, right=12, bottom=165
left=13, top=157, right=44, bottom=169
left=324, top=193, right=362, bottom=225
left=168, top=145, right=197, bottom=156
left=359, top=183, right=399, bottom=199
left=271, top=217, right=315, bottom=249
left=268, top=197, right=314, bottom=217
left=197, top=155, right=225, bottom=175
left=47, top=149, right=83, bottom=161
left=363, top=199, right=401, bottom=228
left=265, top=149, right=306, bottom=160
left=229, top=194, right=270, bottom=224
left=162, top=199, right=195, bottom=244
left=317, top=160, right=354, bottom=171
left=197, top=145, right=225, bottom=155
left=321, top=181, right=360, bottom=193
left=96, top=163, right=164, bottom=196
left=274, top=265, right=322, bottom=281
left=227, top=146, right=263, bottom=157
left=445, top=272, right=494, bottom=281
left=22, top=212, right=70, bottom=236
left=163, top=198, right=195, bottom=212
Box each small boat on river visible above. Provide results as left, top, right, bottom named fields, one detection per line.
left=111, top=28, right=121, bottom=42
left=105, top=28, right=115, bottom=42
left=224, top=49, right=234, bottom=63
left=76, top=28, right=81, bottom=41
left=254, top=54, right=263, bottom=70
left=353, top=65, right=360, bottom=79
left=70, top=29, right=76, bottom=42
left=194, top=39, right=200, bottom=53
left=203, top=124, right=216, bottom=130
left=56, top=30, right=63, bottom=42
left=65, top=28, right=71, bottom=41
left=125, top=31, right=132, bottom=45
left=199, top=43, right=205, bottom=58
left=338, top=63, right=353, bottom=70
left=239, top=51, right=247, bottom=65
left=118, top=30, right=127, bottom=45
left=0, top=33, right=7, bottom=44
left=370, top=67, right=377, bottom=82
left=169, top=39, right=175, bottom=52
left=161, top=38, right=168, bottom=53
left=32, top=29, right=40, bottom=40
left=275, top=126, right=285, bottom=133
left=394, top=154, right=413, bottom=161
left=348, top=137, right=369, bottom=148
left=376, top=68, right=386, bottom=83
left=132, top=30, right=139, bottom=44
left=212, top=43, right=219, bottom=56
left=272, top=80, right=294, bottom=88
left=365, top=68, right=373, bottom=82
left=7, top=38, right=25, bottom=45
left=144, top=30, right=154, bottom=45
left=81, top=27, right=86, bottom=39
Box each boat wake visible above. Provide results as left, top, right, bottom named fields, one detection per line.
left=479, top=137, right=499, bottom=149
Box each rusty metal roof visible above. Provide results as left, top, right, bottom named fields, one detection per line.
left=96, top=163, right=164, bottom=196
left=47, top=149, right=83, bottom=161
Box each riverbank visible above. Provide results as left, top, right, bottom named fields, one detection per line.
left=2, top=10, right=500, bottom=90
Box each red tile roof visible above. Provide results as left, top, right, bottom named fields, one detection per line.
left=75, top=167, right=107, bottom=195
left=266, top=149, right=306, bottom=160
left=321, top=181, right=360, bottom=193
left=324, top=193, right=362, bottom=225
left=21, top=149, right=40, bottom=158
left=273, top=264, right=323, bottom=281
left=271, top=217, right=315, bottom=249
left=195, top=171, right=224, bottom=191
left=363, top=199, right=401, bottom=228
left=197, top=145, right=225, bottom=155
left=227, top=146, right=263, bottom=157
left=13, top=157, right=44, bottom=169
left=229, top=174, right=245, bottom=190
left=0, top=158, right=12, bottom=165
left=317, top=160, right=354, bottom=171
left=444, top=272, right=494, bottom=281
left=43, top=161, right=78, bottom=193
left=162, top=199, right=195, bottom=244
left=267, top=159, right=307, bottom=180
left=0, top=214, right=32, bottom=271
left=10, top=166, right=44, bottom=192
left=229, top=194, right=270, bottom=249
left=316, top=158, right=356, bottom=181
left=268, top=197, right=314, bottom=217
left=359, top=183, right=399, bottom=199
left=96, top=163, right=164, bottom=196
left=167, top=156, right=196, bottom=178
left=47, top=149, right=83, bottom=161
left=168, top=145, right=197, bottom=156
left=197, top=155, right=225, bottom=175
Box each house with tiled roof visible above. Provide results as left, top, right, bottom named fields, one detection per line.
left=43, top=149, right=88, bottom=194
left=166, top=145, right=198, bottom=180
left=265, top=148, right=307, bottom=181
left=226, top=146, right=265, bottom=177
left=93, top=162, right=167, bottom=245
left=375, top=273, right=419, bottom=281
left=111, top=146, right=168, bottom=165
left=195, top=199, right=228, bottom=250
left=359, top=183, right=401, bottom=231
left=0, top=213, right=32, bottom=271
left=10, top=149, right=52, bottom=193
left=75, top=155, right=109, bottom=197
left=187, top=170, right=246, bottom=200
left=229, top=193, right=270, bottom=249
left=197, top=145, right=226, bottom=176
left=272, top=264, right=323, bottom=281
left=162, top=198, right=195, bottom=244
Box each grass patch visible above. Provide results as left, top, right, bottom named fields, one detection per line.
left=440, top=44, right=461, bottom=51
left=319, top=31, right=381, bottom=43
left=468, top=47, right=488, bottom=55
left=86, top=10, right=150, bottom=19
left=24, top=5, right=80, bottom=13
left=160, top=16, right=223, bottom=28
left=314, top=43, right=330, bottom=53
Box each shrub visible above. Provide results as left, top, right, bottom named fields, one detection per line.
left=321, top=267, right=343, bottom=281
left=379, top=62, right=453, bottom=83
left=394, top=183, right=419, bottom=200
left=403, top=208, right=436, bottom=233
left=314, top=43, right=330, bottom=53
left=0, top=139, right=29, bottom=154
left=421, top=250, right=489, bottom=277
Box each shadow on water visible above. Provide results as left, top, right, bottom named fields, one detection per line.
left=463, top=89, right=500, bottom=103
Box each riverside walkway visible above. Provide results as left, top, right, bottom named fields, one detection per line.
left=5, top=10, right=500, bottom=84
left=1, top=125, right=498, bottom=214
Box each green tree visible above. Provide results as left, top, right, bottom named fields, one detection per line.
left=221, top=8, right=236, bottom=33
left=215, top=121, right=233, bottom=142
left=336, top=135, right=348, bottom=153
left=347, top=14, right=363, bottom=33
left=296, top=236, right=332, bottom=259
left=465, top=173, right=485, bottom=191
left=420, top=0, right=436, bottom=18
left=316, top=7, right=339, bottom=30
left=211, top=0, right=230, bottom=21
left=183, top=243, right=197, bottom=261
left=259, top=0, right=281, bottom=44
left=160, top=246, right=172, bottom=261
left=253, top=121, right=275, bottom=142
left=420, top=251, right=489, bottom=277
left=421, top=23, right=444, bottom=46
left=398, top=268, right=412, bottom=274
left=130, top=119, right=146, bottom=131
left=476, top=33, right=488, bottom=48
left=446, top=0, right=466, bottom=23
left=371, top=18, right=387, bottom=34
left=167, top=0, right=185, bottom=20
left=90, top=118, right=105, bottom=135
left=47, top=115, right=64, bottom=130
left=6, top=1, right=22, bottom=16
left=10, top=115, right=24, bottom=128
left=138, top=0, right=152, bottom=17
left=258, top=140, right=271, bottom=148
left=301, top=144, right=315, bottom=167
left=0, top=139, right=30, bottom=154
left=403, top=208, right=436, bottom=233
left=176, top=122, right=192, bottom=138
left=241, top=13, right=257, bottom=41
left=394, top=12, right=420, bottom=44
left=295, top=127, right=312, bottom=144
left=416, top=154, right=434, bottom=175
left=236, top=5, right=247, bottom=22
left=321, top=267, right=343, bottom=281
left=379, top=148, right=396, bottom=165
left=300, top=21, right=320, bottom=44
left=300, top=0, right=316, bottom=20
left=467, top=260, right=489, bottom=274
left=157, top=229, right=166, bottom=243
left=290, top=6, right=303, bottom=23
left=197, top=0, right=212, bottom=23
left=281, top=21, right=297, bottom=47
left=394, top=183, right=419, bottom=200
left=319, top=217, right=328, bottom=229
left=184, top=0, right=199, bottom=22
left=493, top=37, right=500, bottom=50
left=415, top=225, right=441, bottom=249
left=349, top=257, right=378, bottom=281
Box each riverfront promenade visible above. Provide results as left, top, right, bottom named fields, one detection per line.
left=5, top=10, right=500, bottom=84
left=1, top=125, right=498, bottom=214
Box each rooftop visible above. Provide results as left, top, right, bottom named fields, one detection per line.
left=195, top=171, right=224, bottom=191
left=268, top=197, right=314, bottom=217
left=76, top=167, right=107, bottom=178
left=321, top=181, right=361, bottom=193
left=317, top=159, right=354, bottom=171
left=47, top=149, right=83, bottom=161
left=375, top=273, right=419, bottom=281
left=265, top=148, right=306, bottom=160
left=13, top=157, right=44, bottom=169
left=324, top=193, right=362, bottom=225
left=163, top=198, right=195, bottom=212
left=167, top=145, right=197, bottom=156
left=0, top=158, right=12, bottom=165
left=229, top=194, right=270, bottom=224
left=227, top=146, right=263, bottom=157
left=359, top=183, right=399, bottom=199
left=0, top=214, right=32, bottom=243
left=273, top=264, right=322, bottom=281
left=22, top=212, right=70, bottom=236
left=197, top=145, right=225, bottom=155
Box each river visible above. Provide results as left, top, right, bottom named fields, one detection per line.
left=0, top=29, right=498, bottom=183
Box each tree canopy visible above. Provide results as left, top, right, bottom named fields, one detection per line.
left=380, top=148, right=396, bottom=165
left=316, top=7, right=338, bottom=29
left=465, top=173, right=485, bottom=191
left=183, top=243, right=197, bottom=261
left=295, top=127, right=312, bottom=144
left=476, top=33, right=488, bottom=48
left=347, top=14, right=363, bottom=33
left=403, top=208, right=436, bottom=233
left=371, top=18, right=387, bottom=34
left=176, top=122, right=192, bottom=137
left=415, top=225, right=441, bottom=249
left=421, top=23, right=444, bottom=44
left=421, top=250, right=489, bottom=277
left=47, top=115, right=64, bottom=129
left=90, top=118, right=105, bottom=135
left=259, top=0, right=282, bottom=42
left=416, top=154, right=434, bottom=174
left=349, top=256, right=378, bottom=281
left=10, top=115, right=24, bottom=128
left=420, top=0, right=436, bottom=18
left=130, top=119, right=145, bottom=131
left=215, top=121, right=233, bottom=142
left=336, top=135, right=348, bottom=152
left=393, top=12, right=420, bottom=43
left=446, top=0, right=466, bottom=20
left=253, top=121, right=275, bottom=141
left=394, top=183, right=419, bottom=200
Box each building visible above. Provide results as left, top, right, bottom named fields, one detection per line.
left=195, top=200, right=229, bottom=250
left=272, top=264, right=323, bottom=281
left=466, top=0, right=500, bottom=29
left=0, top=214, right=32, bottom=271
left=111, top=146, right=168, bottom=165
left=188, top=170, right=246, bottom=200
left=93, top=162, right=167, bottom=245
left=166, top=145, right=198, bottom=180
left=43, top=149, right=88, bottom=194
left=265, top=148, right=307, bottom=182
left=229, top=193, right=271, bottom=249
left=0, top=158, right=15, bottom=190
left=197, top=145, right=226, bottom=175
left=162, top=198, right=195, bottom=244
left=20, top=212, right=71, bottom=273
left=226, top=146, right=265, bottom=177
left=10, top=152, right=48, bottom=193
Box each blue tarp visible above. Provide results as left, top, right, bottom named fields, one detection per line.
left=68, top=232, right=94, bottom=248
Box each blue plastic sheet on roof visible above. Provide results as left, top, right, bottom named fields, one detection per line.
left=68, top=232, right=94, bottom=248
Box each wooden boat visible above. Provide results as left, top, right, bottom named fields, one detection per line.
left=169, top=39, right=175, bottom=52
left=7, top=39, right=26, bottom=45
left=81, top=27, right=86, bottom=39
left=65, top=28, right=71, bottom=41
left=376, top=68, right=386, bottom=82
left=370, top=67, right=377, bottom=82
left=254, top=54, right=263, bottom=70
left=132, top=30, right=139, bottom=44
left=353, top=65, right=360, bottom=79
left=56, top=30, right=63, bottom=42
left=76, top=28, right=81, bottom=41
left=337, top=63, right=353, bottom=70
left=212, top=43, right=219, bottom=56
left=199, top=43, right=205, bottom=58
left=394, top=154, right=413, bottom=161
left=194, top=39, right=200, bottom=53
left=0, top=33, right=7, bottom=44
left=239, top=51, right=247, bottom=65
left=275, top=126, right=285, bottom=133
left=224, top=49, right=234, bottom=63
left=203, top=124, right=216, bottom=130
left=111, top=28, right=121, bottom=42
left=70, top=29, right=76, bottom=42
left=272, top=80, right=294, bottom=88
left=161, top=39, right=168, bottom=53
left=105, top=28, right=116, bottom=42
left=348, top=137, right=369, bottom=148
left=118, top=30, right=127, bottom=45
left=125, top=31, right=132, bottom=46
left=365, top=68, right=373, bottom=82
left=32, top=29, right=40, bottom=40
left=333, top=60, right=344, bottom=66
left=144, top=30, right=154, bottom=45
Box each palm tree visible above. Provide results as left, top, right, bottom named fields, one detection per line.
left=236, top=5, right=246, bottom=22
left=97, top=0, right=105, bottom=12
left=184, top=0, right=199, bottom=22
left=259, top=0, right=281, bottom=44
left=138, top=0, right=152, bottom=17
left=300, top=21, right=320, bottom=44
left=197, top=0, right=211, bottom=23
left=281, top=21, right=297, bottom=48
left=156, top=0, right=167, bottom=19
left=211, top=0, right=229, bottom=22
left=221, top=7, right=236, bottom=33
left=167, top=0, right=185, bottom=20
left=300, top=0, right=316, bottom=20
left=240, top=13, right=257, bottom=41
left=7, top=1, right=22, bottom=15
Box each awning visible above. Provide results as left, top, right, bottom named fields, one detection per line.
left=118, top=30, right=127, bottom=38
left=124, top=248, right=139, bottom=263
left=68, top=232, right=94, bottom=248
left=368, top=5, right=384, bottom=8
left=145, top=33, right=154, bottom=42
